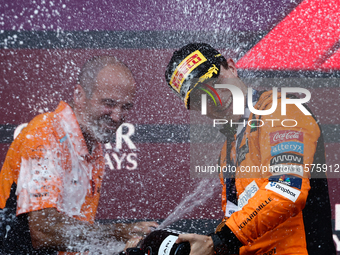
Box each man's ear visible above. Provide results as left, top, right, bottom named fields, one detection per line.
left=74, top=84, right=86, bottom=106
left=226, top=58, right=238, bottom=78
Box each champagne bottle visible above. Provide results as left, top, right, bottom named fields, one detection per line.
left=123, top=229, right=190, bottom=255
left=140, top=229, right=190, bottom=255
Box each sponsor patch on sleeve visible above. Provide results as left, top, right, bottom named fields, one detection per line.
left=270, top=130, right=303, bottom=144
left=238, top=180, right=259, bottom=210
left=225, top=200, right=239, bottom=217
left=270, top=153, right=303, bottom=165
left=265, top=182, right=301, bottom=202
left=268, top=174, right=302, bottom=189
left=271, top=142, right=304, bottom=156
left=270, top=164, right=304, bottom=177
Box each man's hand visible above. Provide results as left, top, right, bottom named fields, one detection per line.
left=129, top=221, right=159, bottom=237
left=176, top=234, right=214, bottom=255
left=29, top=208, right=94, bottom=251
left=117, top=221, right=159, bottom=241
left=124, top=236, right=143, bottom=250
left=29, top=208, right=158, bottom=251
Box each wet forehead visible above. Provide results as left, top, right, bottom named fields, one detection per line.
left=97, top=64, right=135, bottom=86
left=93, top=64, right=136, bottom=101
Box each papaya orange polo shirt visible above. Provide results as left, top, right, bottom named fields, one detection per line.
left=0, top=101, right=106, bottom=225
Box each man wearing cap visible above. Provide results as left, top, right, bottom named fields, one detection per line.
left=164, top=43, right=335, bottom=255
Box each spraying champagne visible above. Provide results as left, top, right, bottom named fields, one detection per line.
left=121, top=229, right=190, bottom=255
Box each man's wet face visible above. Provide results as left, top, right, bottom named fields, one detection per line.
left=189, top=78, right=243, bottom=121
left=82, top=64, right=136, bottom=144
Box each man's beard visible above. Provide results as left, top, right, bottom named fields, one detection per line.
left=88, top=118, right=121, bottom=144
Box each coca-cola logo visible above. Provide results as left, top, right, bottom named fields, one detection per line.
left=270, top=130, right=303, bottom=144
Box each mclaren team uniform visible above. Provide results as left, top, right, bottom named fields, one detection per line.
left=0, top=102, right=105, bottom=254
left=164, top=42, right=336, bottom=255
left=214, top=90, right=336, bottom=255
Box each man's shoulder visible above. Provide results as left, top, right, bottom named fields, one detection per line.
left=252, top=90, right=321, bottom=137
left=256, top=90, right=276, bottom=108
left=20, top=102, right=72, bottom=139
left=24, top=112, right=57, bottom=136
left=256, top=90, right=316, bottom=118
left=12, top=110, right=62, bottom=151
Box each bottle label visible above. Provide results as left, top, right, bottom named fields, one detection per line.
left=158, top=235, right=178, bottom=255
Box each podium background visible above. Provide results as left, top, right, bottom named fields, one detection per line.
left=1, top=0, right=340, bottom=251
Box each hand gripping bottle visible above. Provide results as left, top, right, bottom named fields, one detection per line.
left=123, top=229, right=190, bottom=255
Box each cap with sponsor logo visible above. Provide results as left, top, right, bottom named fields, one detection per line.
left=165, top=43, right=226, bottom=109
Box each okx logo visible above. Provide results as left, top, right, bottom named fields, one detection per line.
left=200, top=84, right=311, bottom=116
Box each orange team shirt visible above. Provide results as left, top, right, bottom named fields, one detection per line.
left=217, top=91, right=335, bottom=254
left=0, top=101, right=106, bottom=254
